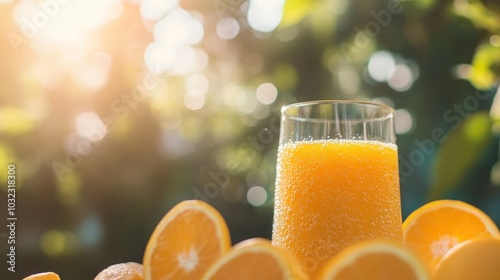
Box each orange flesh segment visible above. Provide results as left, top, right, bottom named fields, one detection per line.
left=23, top=272, right=61, bottom=280
left=433, top=237, right=500, bottom=280
left=202, top=238, right=308, bottom=280
left=319, top=240, right=428, bottom=280
left=403, top=200, right=499, bottom=272
left=143, top=200, right=231, bottom=280
left=206, top=251, right=287, bottom=279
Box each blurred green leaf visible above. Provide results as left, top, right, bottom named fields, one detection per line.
left=273, top=64, right=298, bottom=91
left=217, top=144, right=260, bottom=175
left=57, top=171, right=82, bottom=206
left=489, top=89, right=500, bottom=131
left=337, top=32, right=376, bottom=64
left=279, top=0, right=317, bottom=29
left=454, top=0, right=500, bottom=33
left=0, top=143, right=16, bottom=188
left=469, top=43, right=500, bottom=90
left=0, top=106, right=36, bottom=135
left=429, top=112, right=494, bottom=199
left=408, top=0, right=437, bottom=9
left=418, top=0, right=436, bottom=8
left=310, top=0, right=341, bottom=40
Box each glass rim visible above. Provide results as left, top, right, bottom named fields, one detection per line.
left=282, top=100, right=394, bottom=113
left=281, top=100, right=395, bottom=123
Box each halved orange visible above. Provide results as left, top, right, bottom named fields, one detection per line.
left=402, top=199, right=499, bottom=272
left=202, top=238, right=309, bottom=280
left=143, top=200, right=231, bottom=280
left=433, top=237, right=500, bottom=280
left=95, top=263, right=144, bottom=280
left=23, top=272, right=61, bottom=280
left=318, top=240, right=428, bottom=280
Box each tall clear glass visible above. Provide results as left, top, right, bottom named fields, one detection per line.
left=272, top=100, right=401, bottom=278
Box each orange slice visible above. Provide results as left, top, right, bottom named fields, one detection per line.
left=201, top=238, right=308, bottom=280
left=95, top=263, right=144, bottom=280
left=433, top=237, right=500, bottom=280
left=23, top=272, right=61, bottom=280
left=318, top=240, right=428, bottom=280
left=124, top=262, right=143, bottom=274
left=402, top=199, right=499, bottom=272
left=143, top=200, right=231, bottom=280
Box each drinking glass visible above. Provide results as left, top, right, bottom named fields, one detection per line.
left=272, top=100, right=401, bottom=278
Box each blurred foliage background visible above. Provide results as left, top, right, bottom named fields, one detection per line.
left=1, top=0, right=500, bottom=278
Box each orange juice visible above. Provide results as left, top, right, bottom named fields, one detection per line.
left=272, top=139, right=402, bottom=278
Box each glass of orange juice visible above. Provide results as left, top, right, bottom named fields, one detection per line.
left=272, top=100, right=402, bottom=278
